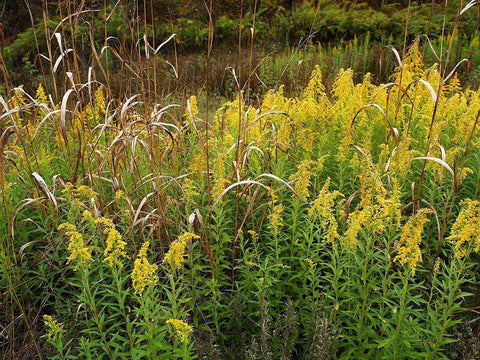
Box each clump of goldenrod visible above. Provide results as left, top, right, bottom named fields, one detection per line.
left=43, top=315, right=65, bottom=340
left=268, top=191, right=284, bottom=237
left=212, top=152, right=230, bottom=200
left=182, top=178, right=199, bottom=204
left=343, top=208, right=372, bottom=250
left=395, top=208, right=432, bottom=276
left=289, top=159, right=315, bottom=202
left=131, top=241, right=158, bottom=295
left=308, top=178, right=343, bottom=244
left=448, top=199, right=480, bottom=259
left=163, top=232, right=200, bottom=270
left=166, top=318, right=193, bottom=343
left=269, top=203, right=284, bottom=237
left=58, top=223, right=92, bottom=269
left=114, top=190, right=124, bottom=201
left=95, top=217, right=127, bottom=268
left=75, top=185, right=98, bottom=200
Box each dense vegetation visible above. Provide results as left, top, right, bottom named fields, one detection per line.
left=1, top=1, right=480, bottom=359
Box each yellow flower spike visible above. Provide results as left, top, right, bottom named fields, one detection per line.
left=269, top=203, right=284, bottom=237
left=131, top=241, right=158, bottom=295
left=166, top=318, right=193, bottom=344
left=58, top=223, right=92, bottom=270
left=114, top=190, right=124, bottom=201
left=289, top=159, right=315, bottom=202
left=163, top=232, right=200, bottom=270
left=343, top=208, right=371, bottom=250
left=395, top=208, right=432, bottom=276
left=308, top=178, right=343, bottom=244
left=35, top=84, right=48, bottom=105
left=448, top=199, right=480, bottom=259
left=43, top=315, right=65, bottom=340
left=82, top=210, right=95, bottom=224
left=102, top=225, right=127, bottom=268
left=182, top=178, right=199, bottom=204
left=212, top=152, right=230, bottom=200
left=75, top=185, right=98, bottom=200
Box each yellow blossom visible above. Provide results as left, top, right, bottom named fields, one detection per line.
left=82, top=210, right=95, bottom=224
left=448, top=199, right=480, bottom=259
left=166, top=318, right=193, bottom=343
left=395, top=209, right=432, bottom=276
left=289, top=160, right=315, bottom=202
left=308, top=178, right=343, bottom=244
left=269, top=203, right=284, bottom=237
left=114, top=190, right=124, bottom=201
left=35, top=84, right=48, bottom=104
left=163, top=232, right=200, bottom=270
left=131, top=241, right=158, bottom=295
left=343, top=208, right=371, bottom=250
left=76, top=185, right=98, bottom=200
left=182, top=178, right=199, bottom=204
left=43, top=315, right=65, bottom=340
left=58, top=223, right=92, bottom=269
left=102, top=225, right=127, bottom=268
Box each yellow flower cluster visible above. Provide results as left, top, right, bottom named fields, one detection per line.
left=182, top=178, right=199, bottom=204
left=76, top=185, right=98, bottom=200
left=269, top=203, right=284, bottom=237
left=212, top=152, right=230, bottom=200
left=92, top=217, right=126, bottom=267
left=308, top=178, right=343, bottom=244
left=448, top=199, right=480, bottom=259
left=131, top=241, right=158, bottom=295
left=35, top=83, right=48, bottom=105
left=395, top=209, right=432, bottom=276
left=100, top=220, right=127, bottom=268
left=289, top=160, right=314, bottom=202
left=163, top=232, right=199, bottom=270
left=166, top=318, right=193, bottom=343
left=43, top=315, right=65, bottom=340
left=343, top=208, right=372, bottom=250
left=114, top=190, right=124, bottom=201
left=58, top=223, right=92, bottom=270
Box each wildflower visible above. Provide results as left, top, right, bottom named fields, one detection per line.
left=163, top=232, right=200, bottom=270
left=304, top=258, right=315, bottom=268
left=212, top=152, right=230, bottom=200
left=166, top=318, right=193, bottom=344
left=343, top=208, right=371, bottom=250
left=58, top=223, right=92, bottom=269
left=82, top=210, right=95, bottom=224
left=43, top=315, right=65, bottom=341
left=114, top=190, right=124, bottom=201
left=76, top=185, right=98, bottom=200
left=303, top=65, right=326, bottom=100
left=308, top=178, right=343, bottom=244
left=131, top=241, right=158, bottom=295
left=289, top=160, right=314, bottom=202
left=448, top=199, right=480, bottom=259
left=182, top=178, right=199, bottom=204
left=433, top=258, right=441, bottom=275
left=94, top=217, right=115, bottom=228
left=103, top=225, right=127, bottom=268
left=269, top=203, right=284, bottom=237
left=395, top=209, right=432, bottom=276
left=35, top=84, right=48, bottom=104
left=247, top=230, right=259, bottom=243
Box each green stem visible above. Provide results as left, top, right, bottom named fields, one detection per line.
left=393, top=271, right=410, bottom=360
left=82, top=269, right=115, bottom=360
left=113, top=267, right=134, bottom=353
left=428, top=257, right=467, bottom=359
